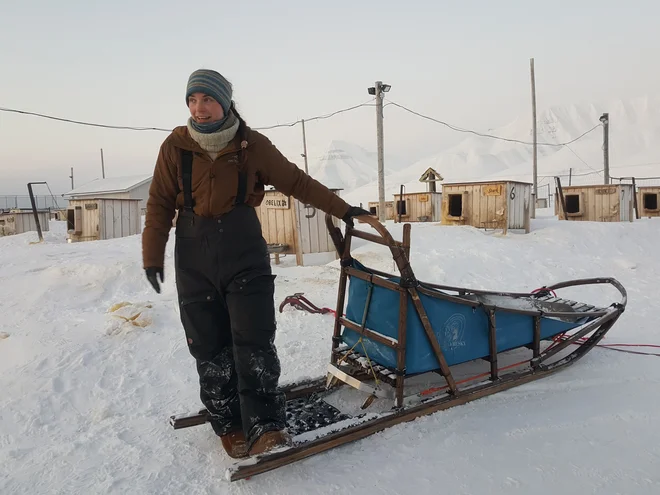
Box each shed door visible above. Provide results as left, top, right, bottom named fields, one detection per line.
left=620, top=186, right=633, bottom=222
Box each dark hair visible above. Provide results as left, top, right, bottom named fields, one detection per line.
left=230, top=102, right=249, bottom=166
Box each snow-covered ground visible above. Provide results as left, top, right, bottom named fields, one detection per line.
left=1, top=213, right=659, bottom=494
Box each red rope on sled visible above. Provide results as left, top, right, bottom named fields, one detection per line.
left=278, top=293, right=340, bottom=316
left=551, top=333, right=660, bottom=357
left=531, top=287, right=558, bottom=298
left=419, top=335, right=660, bottom=397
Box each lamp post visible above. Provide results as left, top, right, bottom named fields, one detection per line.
left=367, top=81, right=391, bottom=222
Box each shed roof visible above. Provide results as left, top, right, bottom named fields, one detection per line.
left=441, top=179, right=533, bottom=187
left=559, top=183, right=633, bottom=190
left=62, top=174, right=152, bottom=198
left=418, top=167, right=444, bottom=182
left=393, top=191, right=442, bottom=196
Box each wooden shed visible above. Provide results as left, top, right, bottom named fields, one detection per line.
left=254, top=188, right=343, bottom=266
left=555, top=184, right=634, bottom=222
left=637, top=186, right=660, bottom=218
left=66, top=198, right=142, bottom=242
left=392, top=192, right=442, bottom=223
left=440, top=180, right=531, bottom=233
left=367, top=201, right=395, bottom=221
left=63, top=175, right=152, bottom=215
left=0, top=210, right=50, bottom=236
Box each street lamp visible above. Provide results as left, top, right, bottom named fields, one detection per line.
left=367, top=81, right=390, bottom=222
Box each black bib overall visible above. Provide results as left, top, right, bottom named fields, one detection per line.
left=174, top=149, right=285, bottom=443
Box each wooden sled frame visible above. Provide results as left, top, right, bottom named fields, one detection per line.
left=325, top=213, right=628, bottom=409
left=171, top=214, right=628, bottom=482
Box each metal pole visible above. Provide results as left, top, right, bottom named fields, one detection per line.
left=632, top=176, right=640, bottom=219
left=376, top=81, right=386, bottom=222
left=530, top=58, right=537, bottom=219
left=101, top=148, right=105, bottom=179
left=301, top=119, right=309, bottom=175
left=555, top=176, right=567, bottom=220
left=569, top=167, right=572, bottom=186
left=70, top=167, right=74, bottom=190
left=27, top=182, right=47, bottom=242
left=601, top=113, right=609, bottom=184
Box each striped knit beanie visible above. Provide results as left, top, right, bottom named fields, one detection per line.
left=185, top=69, right=233, bottom=114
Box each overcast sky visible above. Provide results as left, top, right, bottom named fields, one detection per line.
left=1, top=0, right=659, bottom=195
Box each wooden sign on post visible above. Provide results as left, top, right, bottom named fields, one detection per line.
left=264, top=193, right=290, bottom=209
left=483, top=184, right=503, bottom=196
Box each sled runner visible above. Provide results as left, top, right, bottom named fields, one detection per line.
left=170, top=214, right=627, bottom=482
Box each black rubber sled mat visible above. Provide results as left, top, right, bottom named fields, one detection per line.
left=285, top=395, right=351, bottom=436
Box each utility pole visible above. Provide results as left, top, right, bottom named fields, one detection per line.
left=301, top=119, right=309, bottom=174
left=569, top=168, right=572, bottom=186
left=600, top=113, right=609, bottom=184
left=375, top=82, right=385, bottom=222
left=100, top=148, right=105, bottom=179
left=69, top=167, right=74, bottom=190
left=367, top=80, right=390, bottom=222
left=530, top=58, right=538, bottom=219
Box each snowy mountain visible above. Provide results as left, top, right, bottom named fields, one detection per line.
left=306, top=140, right=405, bottom=192
left=344, top=95, right=660, bottom=205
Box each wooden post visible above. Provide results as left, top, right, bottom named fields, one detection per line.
left=397, top=184, right=405, bottom=223
left=555, top=176, right=567, bottom=220
left=600, top=113, right=610, bottom=184
left=632, top=177, right=640, bottom=220
left=523, top=197, right=530, bottom=234
left=27, top=182, right=47, bottom=242
left=530, top=57, right=537, bottom=219
left=301, top=119, right=309, bottom=175
left=376, top=81, right=386, bottom=223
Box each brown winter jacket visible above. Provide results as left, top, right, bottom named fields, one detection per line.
left=141, top=125, right=351, bottom=268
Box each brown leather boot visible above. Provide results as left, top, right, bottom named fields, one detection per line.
left=220, top=429, right=249, bottom=459
left=248, top=430, right=293, bottom=456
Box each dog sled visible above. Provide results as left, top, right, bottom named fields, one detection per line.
left=170, top=214, right=627, bottom=482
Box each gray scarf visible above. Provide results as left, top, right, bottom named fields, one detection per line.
left=187, top=111, right=240, bottom=161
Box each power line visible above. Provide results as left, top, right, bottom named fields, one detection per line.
left=0, top=99, right=376, bottom=133
left=0, top=107, right=172, bottom=132
left=384, top=99, right=602, bottom=147
left=562, top=143, right=602, bottom=175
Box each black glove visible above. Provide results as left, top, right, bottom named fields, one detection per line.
left=145, top=267, right=164, bottom=294
left=342, top=206, right=373, bottom=227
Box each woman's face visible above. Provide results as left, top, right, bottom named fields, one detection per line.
left=188, top=93, right=225, bottom=124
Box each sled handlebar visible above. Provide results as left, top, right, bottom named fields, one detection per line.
left=325, top=213, right=415, bottom=281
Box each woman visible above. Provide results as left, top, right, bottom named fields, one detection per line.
left=141, top=69, right=370, bottom=459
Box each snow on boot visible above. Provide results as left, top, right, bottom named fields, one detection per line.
left=221, top=430, right=249, bottom=459
left=248, top=430, right=292, bottom=456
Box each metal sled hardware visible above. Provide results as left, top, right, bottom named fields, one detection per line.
left=170, top=214, right=627, bottom=482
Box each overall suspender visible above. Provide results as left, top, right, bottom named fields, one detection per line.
left=181, top=150, right=195, bottom=212
left=180, top=149, right=249, bottom=213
